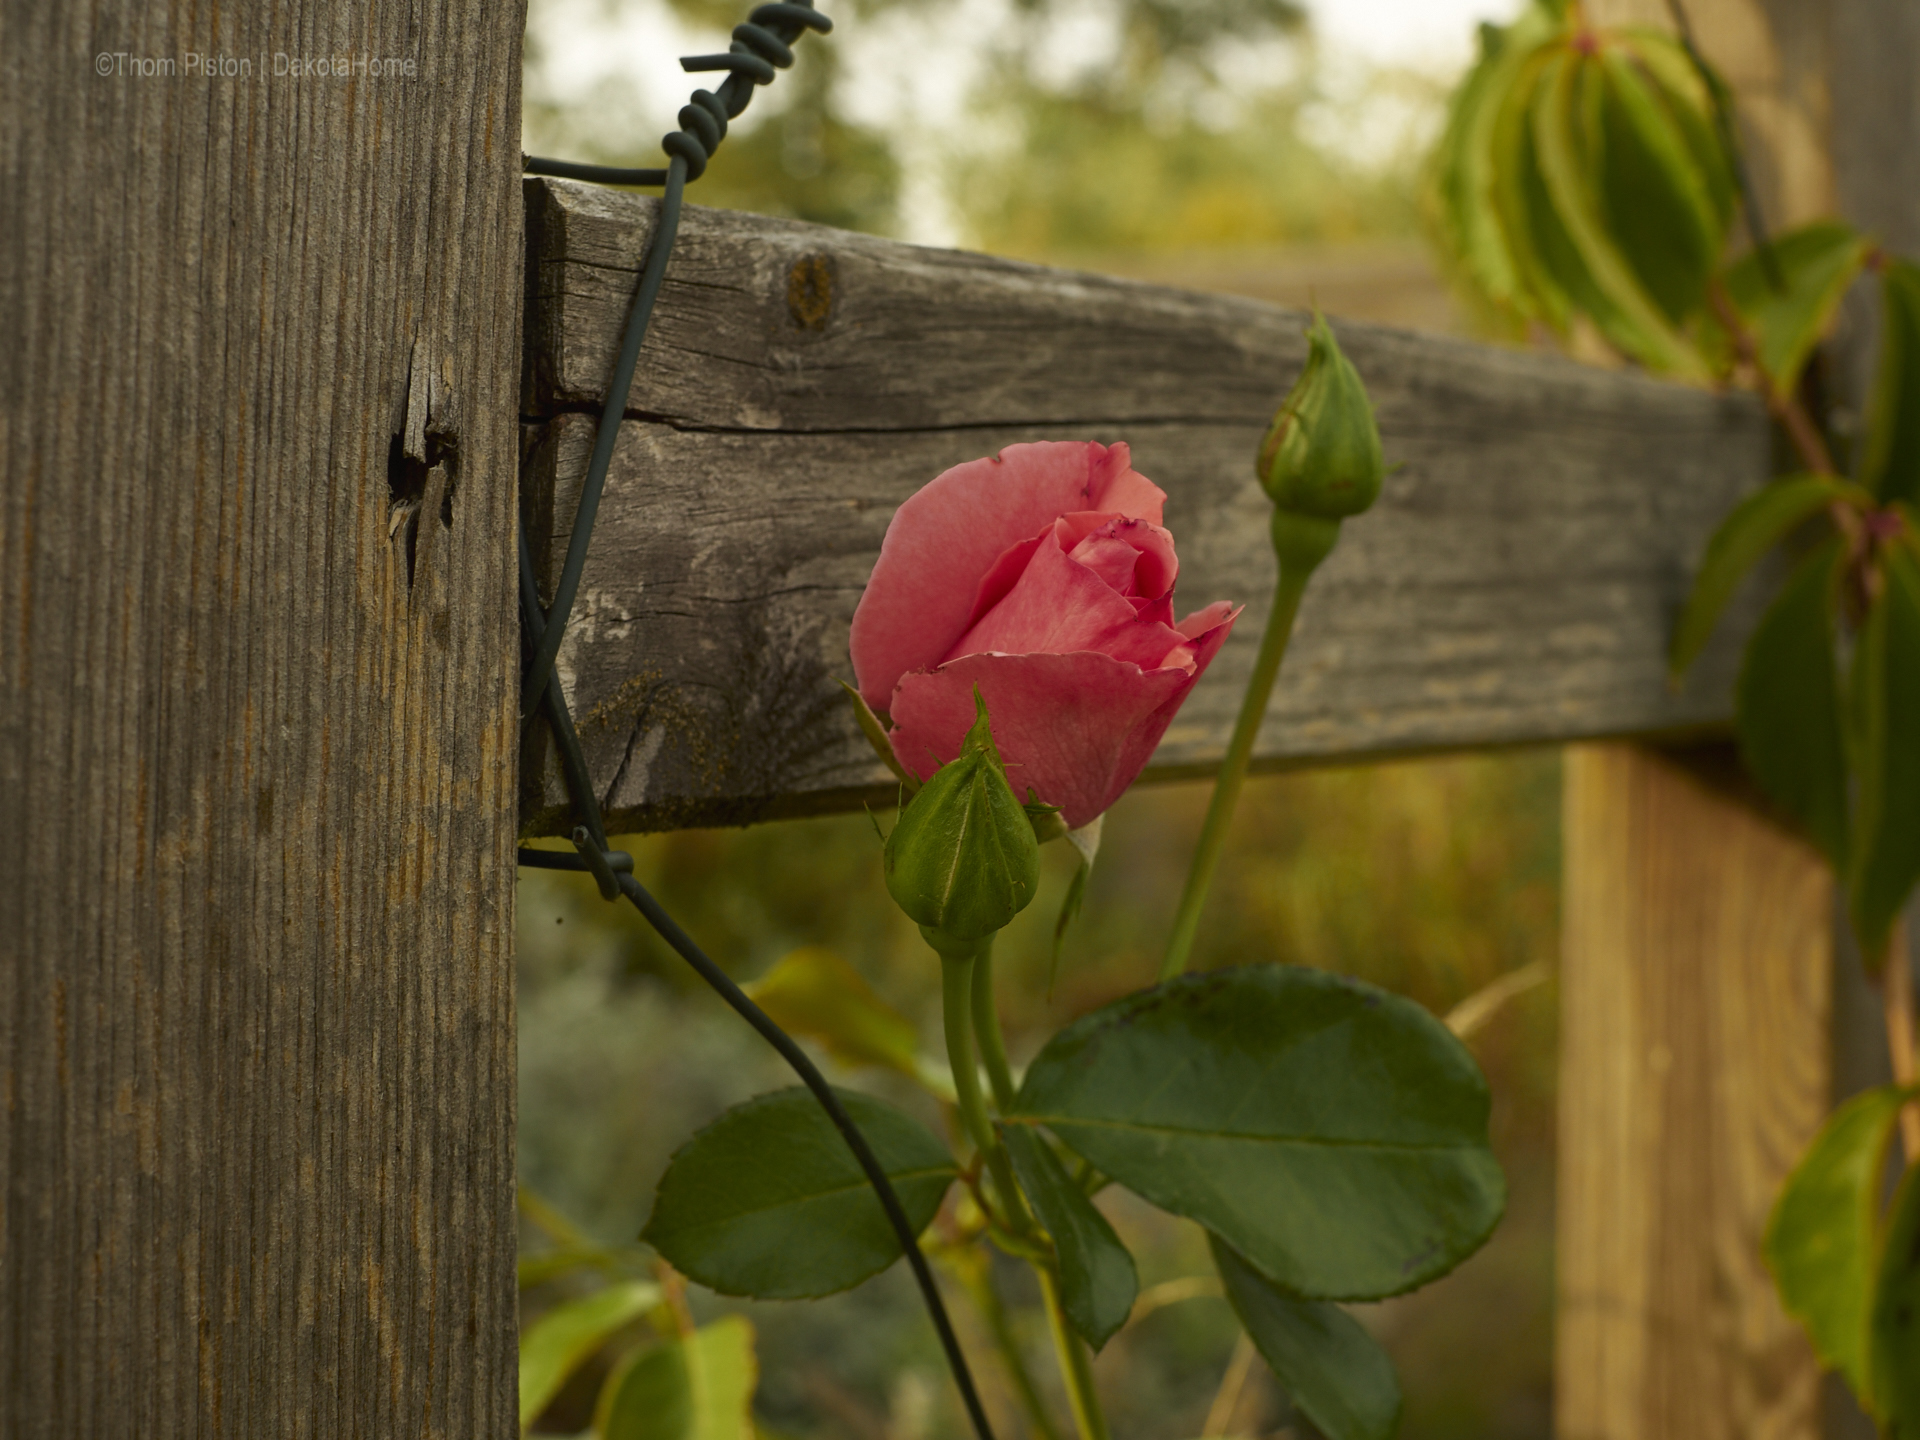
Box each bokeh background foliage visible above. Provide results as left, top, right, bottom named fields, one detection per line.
left=518, top=2, right=1557, bottom=1435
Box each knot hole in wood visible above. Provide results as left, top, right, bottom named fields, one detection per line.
left=786, top=253, right=835, bottom=331
left=387, top=352, right=461, bottom=587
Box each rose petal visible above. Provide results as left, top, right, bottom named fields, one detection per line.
left=888, top=620, right=1238, bottom=829
left=1065, top=516, right=1177, bottom=599
left=1177, top=600, right=1239, bottom=641
left=946, top=529, right=1189, bottom=672
left=851, top=442, right=1166, bottom=709
left=960, top=532, right=1050, bottom=634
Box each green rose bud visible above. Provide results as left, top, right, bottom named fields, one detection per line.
left=1256, top=313, right=1384, bottom=522
left=884, top=689, right=1040, bottom=955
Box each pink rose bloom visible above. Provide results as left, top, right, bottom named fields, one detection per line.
left=851, top=441, right=1240, bottom=829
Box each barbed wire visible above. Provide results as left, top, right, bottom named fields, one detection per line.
left=517, top=8, right=999, bottom=1438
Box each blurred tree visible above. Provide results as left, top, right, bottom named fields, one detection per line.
left=949, top=72, right=1429, bottom=258
left=522, top=0, right=1372, bottom=246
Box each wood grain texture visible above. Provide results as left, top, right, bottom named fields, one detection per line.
left=1557, top=745, right=1829, bottom=1440
left=518, top=178, right=1770, bottom=834
left=0, top=4, right=524, bottom=1436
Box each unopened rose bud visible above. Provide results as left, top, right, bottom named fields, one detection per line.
left=1257, top=313, right=1384, bottom=523
left=885, top=689, right=1040, bottom=955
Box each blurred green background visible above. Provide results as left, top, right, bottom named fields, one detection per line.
left=517, top=1, right=1554, bottom=1435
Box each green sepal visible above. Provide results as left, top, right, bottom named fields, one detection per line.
left=1862, top=258, right=1920, bottom=506
left=1720, top=220, right=1871, bottom=397
left=884, top=689, right=1040, bottom=947
left=642, top=1087, right=955, bottom=1299
left=518, top=1280, right=664, bottom=1434
left=1735, top=536, right=1851, bottom=869
left=1211, top=1235, right=1401, bottom=1440
left=840, top=680, right=919, bottom=794
left=1846, top=545, right=1920, bottom=969
left=1257, top=313, right=1385, bottom=522
left=1001, top=1124, right=1139, bottom=1351
left=1669, top=474, right=1856, bottom=677
left=1010, top=966, right=1505, bottom=1301
left=598, top=1316, right=758, bottom=1440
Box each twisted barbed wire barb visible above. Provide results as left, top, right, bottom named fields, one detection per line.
left=516, top=9, right=1001, bottom=1438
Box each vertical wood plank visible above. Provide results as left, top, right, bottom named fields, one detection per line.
left=1559, top=3, right=1904, bottom=1436
left=1558, top=745, right=1829, bottom=1440
left=0, top=3, right=525, bottom=1435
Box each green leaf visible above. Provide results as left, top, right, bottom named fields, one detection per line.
left=1010, top=966, right=1506, bottom=1301
left=1722, top=220, right=1871, bottom=397
left=1863, top=259, right=1920, bottom=507
left=1847, top=546, right=1920, bottom=967
left=642, top=1087, right=955, bottom=1299
left=1670, top=474, right=1851, bottom=676
left=742, top=947, right=923, bottom=1080
left=1427, top=3, right=1565, bottom=328
left=1489, top=46, right=1576, bottom=333
left=600, top=1316, right=758, bottom=1440
left=1594, top=47, right=1724, bottom=324
left=1001, top=1125, right=1139, bottom=1351
left=1532, top=49, right=1710, bottom=377
left=1621, top=29, right=1736, bottom=233
left=1735, top=537, right=1851, bottom=869
left=1869, top=1164, right=1920, bottom=1430
left=1765, top=1084, right=1919, bottom=1398
left=1211, top=1235, right=1402, bottom=1440
left=518, top=1280, right=663, bottom=1434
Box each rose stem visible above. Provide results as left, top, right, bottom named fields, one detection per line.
left=972, top=939, right=1019, bottom=1113
left=1160, top=524, right=1331, bottom=980
left=943, top=950, right=1028, bottom=1227
left=947, top=945, right=1113, bottom=1440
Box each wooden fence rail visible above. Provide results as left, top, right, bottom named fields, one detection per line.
left=518, top=179, right=1769, bottom=834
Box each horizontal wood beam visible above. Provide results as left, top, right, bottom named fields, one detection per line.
left=519, top=177, right=1771, bottom=835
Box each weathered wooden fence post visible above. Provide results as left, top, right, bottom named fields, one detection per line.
left=0, top=5, right=526, bottom=1436
left=1559, top=4, right=1920, bottom=1437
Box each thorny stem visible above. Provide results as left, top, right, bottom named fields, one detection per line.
left=1039, top=1268, right=1112, bottom=1440
left=1160, top=555, right=1320, bottom=980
